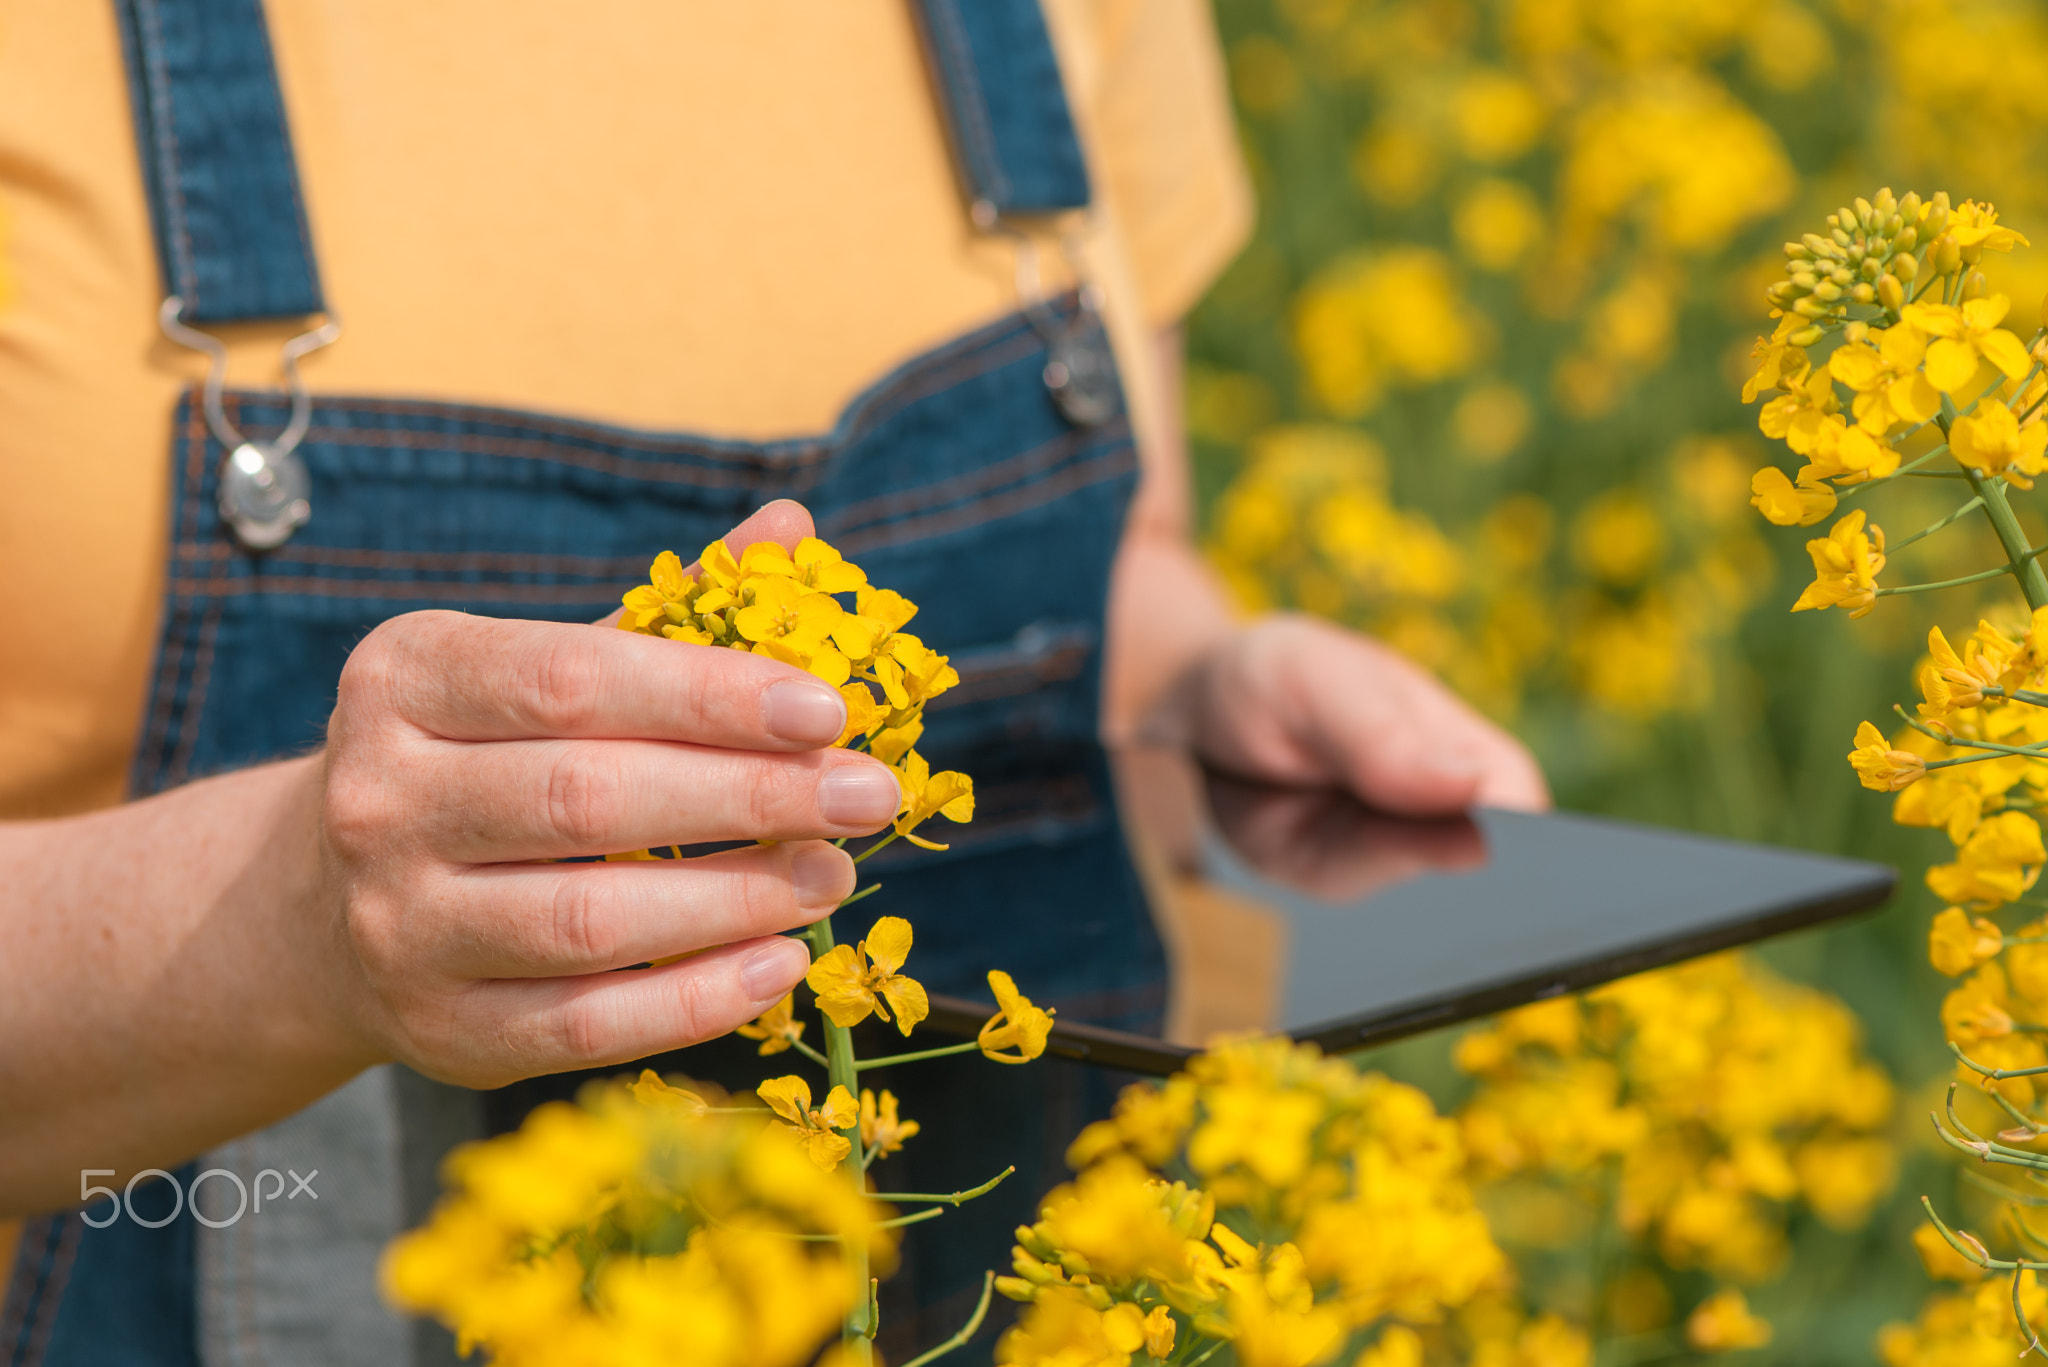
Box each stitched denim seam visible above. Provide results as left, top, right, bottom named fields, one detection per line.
left=171, top=544, right=653, bottom=574
left=165, top=602, right=222, bottom=789
left=920, top=0, right=1008, bottom=206
left=2, top=1215, right=81, bottom=1367
left=131, top=0, right=198, bottom=303
left=836, top=444, right=1136, bottom=553
left=826, top=419, right=1128, bottom=534
left=163, top=577, right=633, bottom=604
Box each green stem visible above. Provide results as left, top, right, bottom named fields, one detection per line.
left=1897, top=707, right=2048, bottom=764
left=1876, top=560, right=2031, bottom=595
left=856, top=1040, right=984, bottom=1071
left=853, top=831, right=902, bottom=865
left=869, top=1167, right=1016, bottom=1207
left=838, top=882, right=883, bottom=909
left=1983, top=686, right=2048, bottom=708
left=810, top=915, right=875, bottom=1363
left=897, top=1273, right=996, bottom=1367
left=790, top=1038, right=833, bottom=1069
left=1965, top=466, right=2048, bottom=611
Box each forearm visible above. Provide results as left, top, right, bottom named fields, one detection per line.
left=0, top=754, right=371, bottom=1215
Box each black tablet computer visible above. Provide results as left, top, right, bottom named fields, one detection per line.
left=922, top=799, right=1896, bottom=1076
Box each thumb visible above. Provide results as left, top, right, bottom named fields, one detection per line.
left=592, top=499, right=819, bottom=627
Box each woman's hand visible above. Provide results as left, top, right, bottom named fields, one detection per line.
left=1181, top=614, right=1549, bottom=816
left=0, top=501, right=896, bottom=1211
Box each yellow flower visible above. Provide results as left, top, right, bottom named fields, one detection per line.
left=1901, top=295, right=2034, bottom=392
left=733, top=576, right=852, bottom=686
left=1757, top=366, right=1839, bottom=453
left=835, top=682, right=882, bottom=748
left=1942, top=963, right=2019, bottom=1046
left=1848, top=721, right=1926, bottom=791
left=1749, top=466, right=1835, bottom=527
left=735, top=993, right=806, bottom=1055
left=628, top=1068, right=710, bottom=1115
left=1926, top=622, right=2020, bottom=710
left=1950, top=401, right=2048, bottom=489
left=618, top=549, right=697, bottom=634
left=788, top=536, right=868, bottom=594
left=996, top=1286, right=1149, bottom=1367
left=857, top=1088, right=920, bottom=1159
left=755, top=1075, right=857, bottom=1170
left=978, top=970, right=1056, bottom=1064
left=1800, top=414, right=1900, bottom=482
left=874, top=635, right=961, bottom=712
left=1791, top=511, right=1885, bottom=616
left=805, top=915, right=931, bottom=1035
left=1946, top=201, right=2030, bottom=255
left=1741, top=332, right=1811, bottom=404
left=1928, top=811, right=2046, bottom=908
left=1685, top=1288, right=1772, bottom=1351
left=1827, top=324, right=1941, bottom=434
left=1140, top=1306, right=1176, bottom=1360
left=1930, top=907, right=2005, bottom=977
left=891, top=749, right=976, bottom=850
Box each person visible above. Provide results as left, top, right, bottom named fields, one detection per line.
left=0, top=0, right=1544, bottom=1360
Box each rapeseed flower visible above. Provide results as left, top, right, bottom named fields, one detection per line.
left=756, top=1075, right=859, bottom=1170
left=806, top=915, right=931, bottom=1034
left=977, top=970, right=1055, bottom=1063
left=1791, top=511, right=1885, bottom=616
left=736, top=993, right=806, bottom=1056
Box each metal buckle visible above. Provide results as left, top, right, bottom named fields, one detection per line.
left=977, top=207, right=1119, bottom=428
left=158, top=298, right=342, bottom=551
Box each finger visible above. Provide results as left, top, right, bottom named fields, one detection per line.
left=425, top=740, right=903, bottom=860
left=425, top=840, right=854, bottom=977
left=435, top=933, right=817, bottom=1084
left=358, top=612, right=848, bottom=748
left=592, top=499, right=818, bottom=627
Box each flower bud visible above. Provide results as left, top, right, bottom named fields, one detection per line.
left=1785, top=241, right=1813, bottom=261
left=995, top=1276, right=1039, bottom=1303
left=1875, top=186, right=1897, bottom=213
left=1859, top=255, right=1883, bottom=280
left=1935, top=235, right=1962, bottom=275
left=1802, top=232, right=1835, bottom=258
left=1878, top=274, right=1905, bottom=311
left=1844, top=321, right=1870, bottom=344
left=1961, top=241, right=1983, bottom=265
left=1790, top=269, right=1818, bottom=291
left=1895, top=226, right=1918, bottom=253
left=1788, top=324, right=1824, bottom=346
left=1793, top=297, right=1832, bottom=318
left=1963, top=270, right=1989, bottom=301
left=1893, top=251, right=1918, bottom=281
left=1850, top=281, right=1876, bottom=304
left=1831, top=227, right=1855, bottom=249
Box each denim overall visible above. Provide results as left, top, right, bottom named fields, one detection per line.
left=1, top=1, right=1166, bottom=1362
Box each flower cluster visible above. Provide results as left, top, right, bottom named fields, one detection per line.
left=1749, top=189, right=2048, bottom=1353
left=1456, top=953, right=1896, bottom=1338
left=618, top=537, right=974, bottom=850
left=995, top=1037, right=1504, bottom=1367
left=380, top=1074, right=881, bottom=1367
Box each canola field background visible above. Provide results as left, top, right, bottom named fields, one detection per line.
left=1184, top=0, right=2048, bottom=1361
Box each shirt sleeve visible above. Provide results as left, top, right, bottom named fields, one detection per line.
left=1072, top=0, right=1255, bottom=329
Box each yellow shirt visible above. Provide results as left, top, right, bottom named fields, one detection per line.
left=0, top=0, right=1249, bottom=818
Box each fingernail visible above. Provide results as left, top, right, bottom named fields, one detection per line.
left=791, top=843, right=854, bottom=912
left=764, top=678, right=846, bottom=745
left=816, top=763, right=901, bottom=827
left=741, top=937, right=811, bottom=1003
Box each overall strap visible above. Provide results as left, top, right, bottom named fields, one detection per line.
left=112, top=0, right=325, bottom=323
left=909, top=0, right=1092, bottom=217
